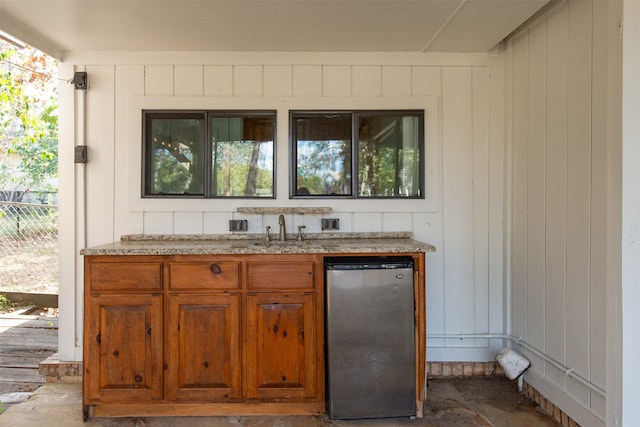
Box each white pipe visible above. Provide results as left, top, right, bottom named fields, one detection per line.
left=74, top=85, right=87, bottom=349
left=426, top=333, right=606, bottom=397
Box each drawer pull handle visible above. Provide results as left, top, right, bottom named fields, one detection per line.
left=135, top=375, right=143, bottom=383
left=210, top=264, right=222, bottom=275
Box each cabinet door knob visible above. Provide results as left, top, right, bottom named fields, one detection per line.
left=210, top=263, right=222, bottom=275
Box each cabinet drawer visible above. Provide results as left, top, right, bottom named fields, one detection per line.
left=247, top=261, right=315, bottom=289
left=169, top=261, right=241, bottom=290
left=89, top=262, right=162, bottom=291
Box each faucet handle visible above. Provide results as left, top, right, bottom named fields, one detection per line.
left=296, top=225, right=306, bottom=241
left=265, top=225, right=271, bottom=242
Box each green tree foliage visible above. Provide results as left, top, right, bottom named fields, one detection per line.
left=153, top=150, right=192, bottom=194
left=0, top=41, right=58, bottom=194
left=296, top=139, right=352, bottom=195
left=213, top=141, right=273, bottom=197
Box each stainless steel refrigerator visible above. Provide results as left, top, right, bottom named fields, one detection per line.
left=325, top=256, right=416, bottom=419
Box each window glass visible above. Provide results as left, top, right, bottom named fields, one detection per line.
left=147, top=115, right=205, bottom=195
left=357, top=113, right=421, bottom=197
left=293, top=114, right=352, bottom=196
left=211, top=116, right=274, bottom=197
left=143, top=111, right=275, bottom=198
left=290, top=110, right=423, bottom=199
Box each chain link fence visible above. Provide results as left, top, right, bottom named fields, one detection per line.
left=0, top=201, right=58, bottom=294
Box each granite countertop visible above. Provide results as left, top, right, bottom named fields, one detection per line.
left=80, top=232, right=436, bottom=256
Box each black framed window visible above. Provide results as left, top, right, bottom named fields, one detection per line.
left=143, top=110, right=276, bottom=198
left=290, top=110, right=424, bottom=198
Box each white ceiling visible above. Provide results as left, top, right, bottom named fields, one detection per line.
left=0, top=0, right=551, bottom=60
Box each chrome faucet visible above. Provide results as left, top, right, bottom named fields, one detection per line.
left=264, top=225, right=271, bottom=243
left=278, top=214, right=287, bottom=241
left=296, top=225, right=306, bottom=241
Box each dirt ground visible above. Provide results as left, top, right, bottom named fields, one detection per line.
left=0, top=240, right=58, bottom=314
left=0, top=249, right=58, bottom=295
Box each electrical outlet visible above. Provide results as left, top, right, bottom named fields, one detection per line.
left=74, top=145, right=87, bottom=163
left=229, top=219, right=248, bottom=232
left=321, top=218, right=340, bottom=230
left=71, top=71, right=88, bottom=90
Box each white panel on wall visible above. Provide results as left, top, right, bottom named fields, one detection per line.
left=89, top=52, right=496, bottom=367
left=323, top=65, right=351, bottom=96
left=412, top=212, right=441, bottom=250
left=293, top=65, right=322, bottom=96
left=234, top=65, right=263, bottom=96
left=487, top=54, right=505, bottom=338
left=382, top=212, right=412, bottom=232
left=382, top=66, right=411, bottom=97
left=510, top=32, right=529, bottom=347
left=472, top=66, right=490, bottom=343
left=145, top=65, right=173, bottom=96
left=58, top=62, right=80, bottom=361
left=544, top=4, right=568, bottom=388
left=85, top=65, right=116, bottom=247
left=204, top=66, right=233, bottom=96
left=525, top=19, right=547, bottom=373
left=113, top=66, right=144, bottom=238
left=264, top=65, right=293, bottom=97
left=174, top=212, right=204, bottom=234
left=415, top=212, right=445, bottom=346
left=240, top=214, right=264, bottom=234
left=442, top=66, right=475, bottom=343
left=175, top=66, right=203, bottom=96
left=143, top=211, right=174, bottom=234
left=412, top=66, right=442, bottom=97
left=565, top=0, right=592, bottom=404
left=589, top=0, right=608, bottom=393
left=353, top=212, right=382, bottom=232
left=507, top=1, right=608, bottom=423
left=591, top=393, right=605, bottom=422
left=352, top=66, right=381, bottom=97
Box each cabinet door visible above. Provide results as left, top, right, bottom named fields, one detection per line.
left=85, top=294, right=163, bottom=402
left=246, top=293, right=317, bottom=401
left=168, top=294, right=241, bottom=401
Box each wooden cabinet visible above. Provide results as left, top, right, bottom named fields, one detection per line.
left=246, top=292, right=317, bottom=400
left=168, top=293, right=241, bottom=401
left=245, top=257, right=321, bottom=401
left=84, top=253, right=325, bottom=417
left=83, top=251, right=425, bottom=418
left=85, top=294, right=163, bottom=402
left=166, top=258, right=243, bottom=401
left=84, top=258, right=163, bottom=405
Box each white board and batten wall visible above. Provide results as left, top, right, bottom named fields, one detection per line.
left=507, top=1, right=610, bottom=425
left=58, top=52, right=506, bottom=369
left=54, top=1, right=640, bottom=425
